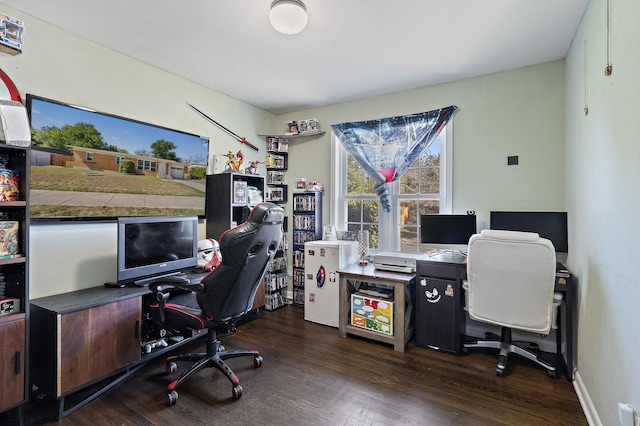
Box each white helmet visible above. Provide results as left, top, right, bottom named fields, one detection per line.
left=197, top=238, right=220, bottom=267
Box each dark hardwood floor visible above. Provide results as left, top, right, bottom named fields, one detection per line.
left=21, top=306, right=586, bottom=425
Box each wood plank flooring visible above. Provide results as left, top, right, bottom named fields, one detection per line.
left=22, top=305, right=586, bottom=425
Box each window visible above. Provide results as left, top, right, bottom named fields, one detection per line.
left=331, top=124, right=452, bottom=253
left=115, top=156, right=126, bottom=165
left=85, top=152, right=93, bottom=162
left=137, top=159, right=157, bottom=172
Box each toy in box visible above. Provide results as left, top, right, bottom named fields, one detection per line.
left=0, top=297, right=19, bottom=315
left=0, top=169, right=19, bottom=201
left=351, top=293, right=394, bottom=335
left=0, top=13, right=24, bottom=55
left=0, top=220, right=19, bottom=257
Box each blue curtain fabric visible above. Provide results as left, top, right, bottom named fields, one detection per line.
left=332, top=105, right=458, bottom=212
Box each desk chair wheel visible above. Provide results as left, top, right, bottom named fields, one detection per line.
left=547, top=369, right=557, bottom=379
left=167, top=390, right=178, bottom=406
left=254, top=355, right=263, bottom=368
left=232, top=384, right=243, bottom=399
left=166, top=361, right=177, bottom=375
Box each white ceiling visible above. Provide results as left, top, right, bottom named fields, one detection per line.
left=4, top=0, right=588, bottom=115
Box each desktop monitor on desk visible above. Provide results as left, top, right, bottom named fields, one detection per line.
left=489, top=211, right=568, bottom=262
left=420, top=214, right=477, bottom=252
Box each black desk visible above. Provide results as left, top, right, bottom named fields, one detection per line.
left=416, top=252, right=575, bottom=381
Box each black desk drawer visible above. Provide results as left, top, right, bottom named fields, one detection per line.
left=417, top=262, right=457, bottom=279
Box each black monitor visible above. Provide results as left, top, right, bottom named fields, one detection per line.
left=117, top=215, right=198, bottom=285
left=420, top=214, right=477, bottom=251
left=489, top=211, right=568, bottom=252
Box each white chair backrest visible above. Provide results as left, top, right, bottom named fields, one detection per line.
left=466, top=229, right=556, bottom=334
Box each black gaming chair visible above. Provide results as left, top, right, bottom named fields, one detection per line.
left=148, top=202, right=284, bottom=406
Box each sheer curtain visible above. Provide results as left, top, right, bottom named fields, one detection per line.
left=331, top=106, right=458, bottom=212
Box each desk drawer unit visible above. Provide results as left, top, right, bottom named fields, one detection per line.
left=416, top=261, right=466, bottom=355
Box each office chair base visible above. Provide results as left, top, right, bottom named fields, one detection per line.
left=464, top=328, right=556, bottom=379
left=164, top=328, right=263, bottom=406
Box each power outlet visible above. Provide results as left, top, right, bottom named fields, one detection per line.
left=618, top=403, right=637, bottom=426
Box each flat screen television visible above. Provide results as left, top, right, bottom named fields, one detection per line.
left=489, top=211, right=568, bottom=253
left=26, top=94, right=210, bottom=219
left=117, top=215, right=198, bottom=285
left=420, top=214, right=477, bottom=252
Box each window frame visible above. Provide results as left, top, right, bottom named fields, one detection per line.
left=330, top=122, right=453, bottom=253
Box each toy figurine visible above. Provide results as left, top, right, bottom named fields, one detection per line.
left=225, top=150, right=244, bottom=172
left=246, top=160, right=263, bottom=175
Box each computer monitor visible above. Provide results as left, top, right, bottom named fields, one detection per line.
left=420, top=214, right=477, bottom=252
left=489, top=211, right=568, bottom=253
left=117, top=215, right=198, bottom=285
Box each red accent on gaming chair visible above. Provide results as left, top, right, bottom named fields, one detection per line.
left=147, top=202, right=284, bottom=405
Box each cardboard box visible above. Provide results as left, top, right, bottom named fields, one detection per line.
left=0, top=13, right=24, bottom=55
left=351, top=293, right=394, bottom=335
left=0, top=297, right=19, bottom=315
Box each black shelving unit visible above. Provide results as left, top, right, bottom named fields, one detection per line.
left=291, top=191, right=322, bottom=307
left=205, top=172, right=265, bottom=240
left=0, top=144, right=29, bottom=422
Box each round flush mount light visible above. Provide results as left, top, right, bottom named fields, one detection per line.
left=269, top=0, right=308, bottom=35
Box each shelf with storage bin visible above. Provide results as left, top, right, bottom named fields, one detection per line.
left=0, top=144, right=30, bottom=420
left=291, top=191, right=323, bottom=308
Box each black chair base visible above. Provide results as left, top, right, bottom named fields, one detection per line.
left=463, top=327, right=556, bottom=378
left=164, top=328, right=263, bottom=406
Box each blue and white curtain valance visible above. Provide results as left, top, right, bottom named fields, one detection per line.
left=331, top=105, right=458, bottom=212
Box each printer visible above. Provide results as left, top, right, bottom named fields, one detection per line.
left=373, top=251, right=426, bottom=273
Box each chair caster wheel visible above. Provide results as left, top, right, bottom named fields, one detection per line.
left=232, top=384, right=243, bottom=400
left=548, top=370, right=557, bottom=379
left=166, top=361, right=177, bottom=375
left=254, top=355, right=263, bottom=368
left=496, top=368, right=505, bottom=377
left=166, top=390, right=178, bottom=406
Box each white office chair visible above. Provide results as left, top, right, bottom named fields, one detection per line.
left=463, top=229, right=557, bottom=378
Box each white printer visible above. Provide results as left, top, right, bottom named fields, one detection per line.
left=373, top=251, right=427, bottom=273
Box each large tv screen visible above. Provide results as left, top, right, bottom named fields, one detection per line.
left=26, top=94, right=210, bottom=218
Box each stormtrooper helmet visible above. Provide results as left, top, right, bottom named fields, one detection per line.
left=197, top=238, right=220, bottom=269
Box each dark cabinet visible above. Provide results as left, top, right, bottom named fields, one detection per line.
left=415, top=258, right=466, bottom=355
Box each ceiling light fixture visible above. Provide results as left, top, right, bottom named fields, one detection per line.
left=269, top=0, right=308, bottom=35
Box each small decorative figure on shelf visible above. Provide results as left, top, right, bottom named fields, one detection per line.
left=225, top=150, right=244, bottom=172
left=246, top=160, right=263, bottom=175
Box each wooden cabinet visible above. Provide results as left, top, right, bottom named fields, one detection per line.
left=30, top=295, right=142, bottom=398
left=0, top=316, right=25, bottom=410
left=0, top=145, right=29, bottom=417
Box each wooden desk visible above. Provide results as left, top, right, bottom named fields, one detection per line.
left=338, top=263, right=415, bottom=352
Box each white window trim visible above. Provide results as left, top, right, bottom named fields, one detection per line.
left=330, top=121, right=453, bottom=252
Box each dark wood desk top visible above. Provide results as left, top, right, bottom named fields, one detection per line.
left=30, top=285, right=149, bottom=314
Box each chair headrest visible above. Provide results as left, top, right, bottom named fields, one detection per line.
left=479, top=229, right=540, bottom=241
left=247, top=202, right=285, bottom=225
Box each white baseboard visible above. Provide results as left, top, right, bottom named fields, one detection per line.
left=573, top=370, right=602, bottom=426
